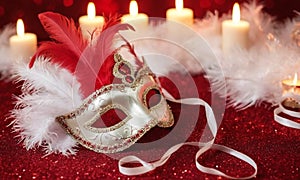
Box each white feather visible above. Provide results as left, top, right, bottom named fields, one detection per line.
left=198, top=1, right=300, bottom=109
left=0, top=24, right=15, bottom=79
left=11, top=56, right=83, bottom=155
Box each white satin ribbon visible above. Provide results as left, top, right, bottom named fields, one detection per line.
left=118, top=89, right=257, bottom=179
left=274, top=95, right=300, bottom=129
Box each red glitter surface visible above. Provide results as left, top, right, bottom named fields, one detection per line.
left=1, top=73, right=299, bottom=179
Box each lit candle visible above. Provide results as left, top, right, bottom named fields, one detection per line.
left=79, top=2, right=104, bottom=40
left=166, top=0, right=194, bottom=26
left=222, top=3, right=250, bottom=54
left=9, top=19, right=37, bottom=62
left=282, top=73, right=300, bottom=95
left=281, top=73, right=300, bottom=110
left=121, top=0, right=149, bottom=31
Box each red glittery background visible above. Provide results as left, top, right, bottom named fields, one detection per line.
left=1, top=73, right=299, bottom=179
left=1, top=0, right=300, bottom=179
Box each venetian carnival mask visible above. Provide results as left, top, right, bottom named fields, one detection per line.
left=56, top=50, right=174, bottom=153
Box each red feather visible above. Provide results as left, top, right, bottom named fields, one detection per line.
left=31, top=42, right=78, bottom=72
left=29, top=12, right=87, bottom=70
left=74, top=21, right=134, bottom=97
left=101, top=14, right=122, bottom=32
left=118, top=34, right=144, bottom=69
left=30, top=11, right=139, bottom=97
left=38, top=12, right=87, bottom=58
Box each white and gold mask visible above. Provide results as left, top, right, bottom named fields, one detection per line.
left=56, top=52, right=174, bottom=153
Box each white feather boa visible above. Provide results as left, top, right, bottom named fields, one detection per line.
left=198, top=2, right=300, bottom=108
left=120, top=1, right=300, bottom=109
left=11, top=57, right=83, bottom=155
left=0, top=25, right=15, bottom=79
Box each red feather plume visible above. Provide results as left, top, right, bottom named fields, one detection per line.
left=74, top=16, right=134, bottom=97
left=29, top=12, right=87, bottom=71
left=30, top=12, right=138, bottom=97
left=101, top=14, right=122, bottom=32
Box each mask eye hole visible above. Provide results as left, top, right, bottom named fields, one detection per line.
left=91, top=108, right=127, bottom=128
left=144, top=88, right=162, bottom=109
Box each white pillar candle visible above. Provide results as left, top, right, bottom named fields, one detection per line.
left=121, top=0, right=149, bottom=31
left=222, top=3, right=250, bottom=53
left=79, top=2, right=104, bottom=40
left=9, top=19, right=37, bottom=62
left=166, top=0, right=194, bottom=26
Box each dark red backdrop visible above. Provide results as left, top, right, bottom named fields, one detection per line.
left=1, top=1, right=300, bottom=179
left=1, top=0, right=300, bottom=40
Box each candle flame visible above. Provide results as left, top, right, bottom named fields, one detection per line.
left=16, top=19, right=25, bottom=37
left=129, top=0, right=138, bottom=16
left=87, top=2, right=96, bottom=19
left=232, top=3, right=240, bottom=23
left=176, top=0, right=183, bottom=11
left=293, top=73, right=298, bottom=86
